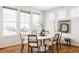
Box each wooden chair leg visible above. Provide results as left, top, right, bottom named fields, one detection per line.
left=28, top=46, right=29, bottom=53
left=69, top=40, right=71, bottom=46
left=56, top=42, right=59, bottom=53
left=21, top=44, right=24, bottom=53
left=59, top=40, right=61, bottom=49
left=31, top=47, right=33, bottom=53
left=52, top=44, right=54, bottom=53
left=67, top=41, right=68, bottom=46
left=45, top=44, right=46, bottom=53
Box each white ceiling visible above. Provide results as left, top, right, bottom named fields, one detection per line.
left=31, top=6, right=58, bottom=11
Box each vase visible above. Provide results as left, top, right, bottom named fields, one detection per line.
left=40, top=28, right=45, bottom=36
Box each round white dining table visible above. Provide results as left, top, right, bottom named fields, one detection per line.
left=24, top=34, right=54, bottom=45
left=37, top=34, right=54, bottom=46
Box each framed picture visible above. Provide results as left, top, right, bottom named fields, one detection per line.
left=58, top=20, right=71, bottom=33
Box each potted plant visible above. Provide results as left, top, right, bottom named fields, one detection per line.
left=37, top=21, right=45, bottom=36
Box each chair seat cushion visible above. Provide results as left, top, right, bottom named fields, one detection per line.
left=23, top=40, right=28, bottom=44
left=29, top=43, right=37, bottom=47
left=46, top=41, right=57, bottom=46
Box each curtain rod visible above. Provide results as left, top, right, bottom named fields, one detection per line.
left=20, top=10, right=31, bottom=14
left=3, top=6, right=41, bottom=15
left=3, top=6, right=18, bottom=10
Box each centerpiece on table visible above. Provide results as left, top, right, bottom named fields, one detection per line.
left=37, top=21, right=45, bottom=36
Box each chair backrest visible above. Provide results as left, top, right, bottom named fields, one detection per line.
left=28, top=35, right=38, bottom=42
left=28, top=35, right=38, bottom=52
left=28, top=35, right=38, bottom=46
left=31, top=30, right=37, bottom=35
left=53, top=34, right=60, bottom=41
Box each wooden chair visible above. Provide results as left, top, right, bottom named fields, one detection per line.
left=28, top=35, right=39, bottom=53
left=19, top=33, right=28, bottom=53
left=52, top=34, right=60, bottom=52
left=31, top=30, right=37, bottom=35
left=28, top=35, right=48, bottom=53
left=45, top=34, right=61, bottom=53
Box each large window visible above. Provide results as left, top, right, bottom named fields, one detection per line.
left=70, top=7, right=79, bottom=17
left=3, top=8, right=17, bottom=36
left=57, top=10, right=66, bottom=19
left=20, top=11, right=30, bottom=34
left=32, top=13, right=41, bottom=31
left=2, top=7, right=41, bottom=36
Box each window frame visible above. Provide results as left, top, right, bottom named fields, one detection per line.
left=20, top=11, right=30, bottom=34
left=3, top=7, right=17, bottom=36
left=32, top=13, right=41, bottom=33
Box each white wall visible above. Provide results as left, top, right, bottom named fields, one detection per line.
left=0, top=6, right=43, bottom=48
left=44, top=6, right=79, bottom=46
left=0, top=36, right=21, bottom=48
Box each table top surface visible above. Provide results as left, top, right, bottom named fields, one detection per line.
left=37, top=34, right=54, bottom=40
left=25, top=34, right=54, bottom=40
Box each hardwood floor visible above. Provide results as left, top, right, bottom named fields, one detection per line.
left=0, top=44, right=79, bottom=53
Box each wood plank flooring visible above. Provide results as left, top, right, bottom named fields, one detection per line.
left=0, top=44, right=79, bottom=53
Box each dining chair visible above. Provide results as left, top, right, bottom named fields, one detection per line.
left=28, top=35, right=40, bottom=53
left=31, top=30, right=37, bottom=35
left=52, top=34, right=60, bottom=52
left=45, top=34, right=61, bottom=53
left=19, top=33, right=28, bottom=53
left=28, top=34, right=48, bottom=53
left=45, top=31, right=49, bottom=35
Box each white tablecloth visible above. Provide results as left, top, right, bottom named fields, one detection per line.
left=37, top=34, right=54, bottom=40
